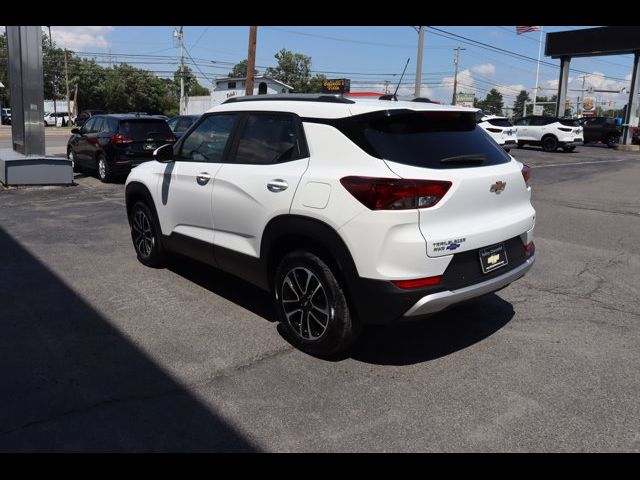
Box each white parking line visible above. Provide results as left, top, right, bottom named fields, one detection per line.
left=530, top=158, right=636, bottom=168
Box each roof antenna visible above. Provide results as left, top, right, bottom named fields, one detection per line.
left=380, top=58, right=410, bottom=101
left=393, top=58, right=410, bottom=101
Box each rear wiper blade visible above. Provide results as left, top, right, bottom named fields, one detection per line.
left=440, top=154, right=486, bottom=165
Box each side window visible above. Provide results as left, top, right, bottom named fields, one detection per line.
left=530, top=117, right=546, bottom=126
left=81, top=117, right=95, bottom=134
left=514, top=118, right=529, bottom=126
left=91, top=117, right=105, bottom=133
left=167, top=118, right=178, bottom=131
left=106, top=118, right=119, bottom=132
left=176, top=117, right=192, bottom=132
left=234, top=113, right=302, bottom=165
left=178, top=113, right=238, bottom=162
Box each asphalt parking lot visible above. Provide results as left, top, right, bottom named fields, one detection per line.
left=1, top=143, right=639, bottom=452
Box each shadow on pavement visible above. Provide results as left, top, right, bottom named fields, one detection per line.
left=0, top=227, right=257, bottom=452
left=349, top=293, right=515, bottom=366
left=166, top=254, right=277, bottom=323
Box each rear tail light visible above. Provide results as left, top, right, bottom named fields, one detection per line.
left=340, top=177, right=451, bottom=210
left=165, top=135, right=177, bottom=142
left=521, top=164, right=531, bottom=187
left=558, top=127, right=572, bottom=132
left=111, top=134, right=133, bottom=144
left=633, top=127, right=638, bottom=137
left=392, top=275, right=442, bottom=289
left=524, top=241, right=535, bottom=256
left=486, top=127, right=503, bottom=133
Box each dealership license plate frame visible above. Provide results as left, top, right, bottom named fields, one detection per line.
left=479, top=243, right=509, bottom=274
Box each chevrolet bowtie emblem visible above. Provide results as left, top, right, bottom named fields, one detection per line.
left=487, top=254, right=500, bottom=265
left=490, top=181, right=506, bottom=194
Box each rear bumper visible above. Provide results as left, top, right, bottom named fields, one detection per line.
left=559, top=139, right=583, bottom=147
left=402, top=255, right=534, bottom=318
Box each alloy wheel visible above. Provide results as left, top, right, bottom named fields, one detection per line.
left=281, top=267, right=332, bottom=340
left=98, top=157, right=107, bottom=180
left=132, top=210, right=154, bottom=258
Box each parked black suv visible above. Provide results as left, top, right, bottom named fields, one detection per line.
left=67, top=114, right=176, bottom=182
left=74, top=109, right=106, bottom=127
left=579, top=116, right=622, bottom=147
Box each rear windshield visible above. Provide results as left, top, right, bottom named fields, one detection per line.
left=333, top=110, right=511, bottom=169
left=558, top=119, right=580, bottom=127
left=486, top=118, right=513, bottom=127
left=119, top=120, right=172, bottom=140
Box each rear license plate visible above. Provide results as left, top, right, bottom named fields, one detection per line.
left=479, top=243, right=508, bottom=274
left=143, top=143, right=156, bottom=150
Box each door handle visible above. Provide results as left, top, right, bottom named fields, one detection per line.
left=196, top=172, right=211, bottom=185
left=267, top=179, right=288, bottom=192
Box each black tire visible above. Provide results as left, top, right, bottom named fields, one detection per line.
left=274, top=250, right=361, bottom=357
left=606, top=135, right=620, bottom=148
left=517, top=141, right=525, bottom=148
left=542, top=135, right=558, bottom=152
left=96, top=153, right=113, bottom=183
left=129, top=201, right=166, bottom=267
left=562, top=146, right=576, bottom=152
left=68, top=148, right=82, bottom=173
left=504, top=148, right=511, bottom=153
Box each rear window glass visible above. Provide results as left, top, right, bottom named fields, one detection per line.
left=119, top=120, right=173, bottom=140
left=335, top=110, right=511, bottom=169
left=487, top=118, right=512, bottom=127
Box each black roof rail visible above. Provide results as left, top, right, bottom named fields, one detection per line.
left=222, top=93, right=355, bottom=105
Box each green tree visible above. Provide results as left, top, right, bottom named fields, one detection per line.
left=172, top=66, right=210, bottom=99
left=513, top=90, right=531, bottom=118
left=479, top=88, right=504, bottom=115
left=228, top=59, right=258, bottom=78
left=265, top=48, right=326, bottom=93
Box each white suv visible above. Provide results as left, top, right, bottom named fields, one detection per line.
left=478, top=115, right=518, bottom=152
left=513, top=115, right=583, bottom=152
left=125, top=94, right=536, bottom=356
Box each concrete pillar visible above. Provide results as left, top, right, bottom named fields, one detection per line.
left=6, top=25, right=45, bottom=156
left=555, top=56, right=571, bottom=118
left=622, top=51, right=640, bottom=145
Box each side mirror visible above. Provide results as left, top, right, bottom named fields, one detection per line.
left=154, top=143, right=174, bottom=163
left=71, top=128, right=80, bottom=135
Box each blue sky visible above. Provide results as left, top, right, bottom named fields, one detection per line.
left=45, top=26, right=636, bottom=109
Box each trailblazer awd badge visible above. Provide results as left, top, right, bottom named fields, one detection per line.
left=490, top=181, right=507, bottom=194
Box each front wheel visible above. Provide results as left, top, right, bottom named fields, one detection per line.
left=274, top=250, right=361, bottom=357
left=542, top=136, right=558, bottom=152
left=129, top=201, right=166, bottom=267
left=68, top=148, right=81, bottom=172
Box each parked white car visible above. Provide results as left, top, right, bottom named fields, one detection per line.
left=125, top=95, right=536, bottom=356
left=44, top=111, right=70, bottom=127
left=478, top=115, right=518, bottom=152
left=513, top=115, right=583, bottom=152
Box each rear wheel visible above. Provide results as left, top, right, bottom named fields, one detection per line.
left=129, top=201, right=165, bottom=267
left=274, top=250, right=361, bottom=357
left=606, top=135, right=620, bottom=148
left=542, top=136, right=558, bottom=152
left=97, top=154, right=113, bottom=183
left=517, top=141, right=525, bottom=148
left=504, top=148, right=511, bottom=153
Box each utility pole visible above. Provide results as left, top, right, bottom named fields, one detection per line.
left=451, top=46, right=465, bottom=105
left=174, top=27, right=186, bottom=114
left=245, top=26, right=258, bottom=96
left=414, top=26, right=424, bottom=98
left=64, top=49, right=70, bottom=126
left=47, top=26, right=57, bottom=122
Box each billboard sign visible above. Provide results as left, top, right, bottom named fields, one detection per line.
left=322, top=78, right=351, bottom=94
left=533, top=104, right=544, bottom=116
left=455, top=92, right=474, bottom=108
left=582, top=96, right=596, bottom=116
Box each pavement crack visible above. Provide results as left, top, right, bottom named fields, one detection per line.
left=0, top=345, right=294, bottom=437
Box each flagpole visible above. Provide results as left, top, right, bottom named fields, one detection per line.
left=532, top=26, right=543, bottom=114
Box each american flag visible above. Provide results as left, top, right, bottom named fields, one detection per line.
left=516, top=26, right=540, bottom=34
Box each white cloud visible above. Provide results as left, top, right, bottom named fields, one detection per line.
left=47, top=26, right=114, bottom=51
left=439, top=69, right=476, bottom=101
left=471, top=63, right=496, bottom=75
